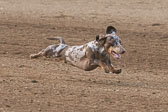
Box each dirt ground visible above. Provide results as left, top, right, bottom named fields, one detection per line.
left=0, top=0, right=168, bottom=112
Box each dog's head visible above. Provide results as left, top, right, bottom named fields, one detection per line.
left=96, top=26, right=126, bottom=59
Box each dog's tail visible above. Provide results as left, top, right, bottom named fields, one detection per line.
left=46, top=36, right=66, bottom=44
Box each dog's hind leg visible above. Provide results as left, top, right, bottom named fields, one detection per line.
left=30, top=44, right=59, bottom=59
left=30, top=49, right=45, bottom=59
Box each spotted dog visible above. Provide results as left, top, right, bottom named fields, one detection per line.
left=30, top=26, right=126, bottom=73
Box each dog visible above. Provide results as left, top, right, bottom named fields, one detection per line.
left=30, top=26, right=126, bottom=73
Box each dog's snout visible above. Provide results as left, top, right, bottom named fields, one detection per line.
left=121, top=49, right=126, bottom=54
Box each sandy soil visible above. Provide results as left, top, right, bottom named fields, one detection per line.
left=0, top=0, right=168, bottom=112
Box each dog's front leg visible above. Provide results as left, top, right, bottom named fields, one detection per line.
left=108, top=64, right=121, bottom=74
left=106, top=58, right=121, bottom=74
left=86, top=48, right=109, bottom=73
left=93, top=60, right=109, bottom=73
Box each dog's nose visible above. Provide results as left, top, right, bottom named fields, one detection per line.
left=122, top=50, right=126, bottom=54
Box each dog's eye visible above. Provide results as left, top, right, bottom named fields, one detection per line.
left=109, top=43, right=115, bottom=46
left=119, top=40, right=122, bottom=44
left=110, top=39, right=117, bottom=46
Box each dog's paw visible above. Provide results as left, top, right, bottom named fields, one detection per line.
left=30, top=54, right=37, bottom=59
left=104, top=69, right=110, bottom=73
left=113, top=69, right=122, bottom=74
left=30, top=54, right=34, bottom=59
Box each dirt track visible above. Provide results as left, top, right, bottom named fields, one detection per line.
left=0, top=0, right=168, bottom=112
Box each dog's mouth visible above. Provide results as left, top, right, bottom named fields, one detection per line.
left=111, top=51, right=121, bottom=59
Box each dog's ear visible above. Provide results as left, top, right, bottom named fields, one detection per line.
left=96, top=35, right=105, bottom=41
left=98, top=36, right=107, bottom=45
left=106, top=26, right=117, bottom=34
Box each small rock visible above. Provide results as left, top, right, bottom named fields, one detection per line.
left=31, top=80, right=38, bottom=83
left=152, top=92, right=156, bottom=94
left=152, top=23, right=161, bottom=26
